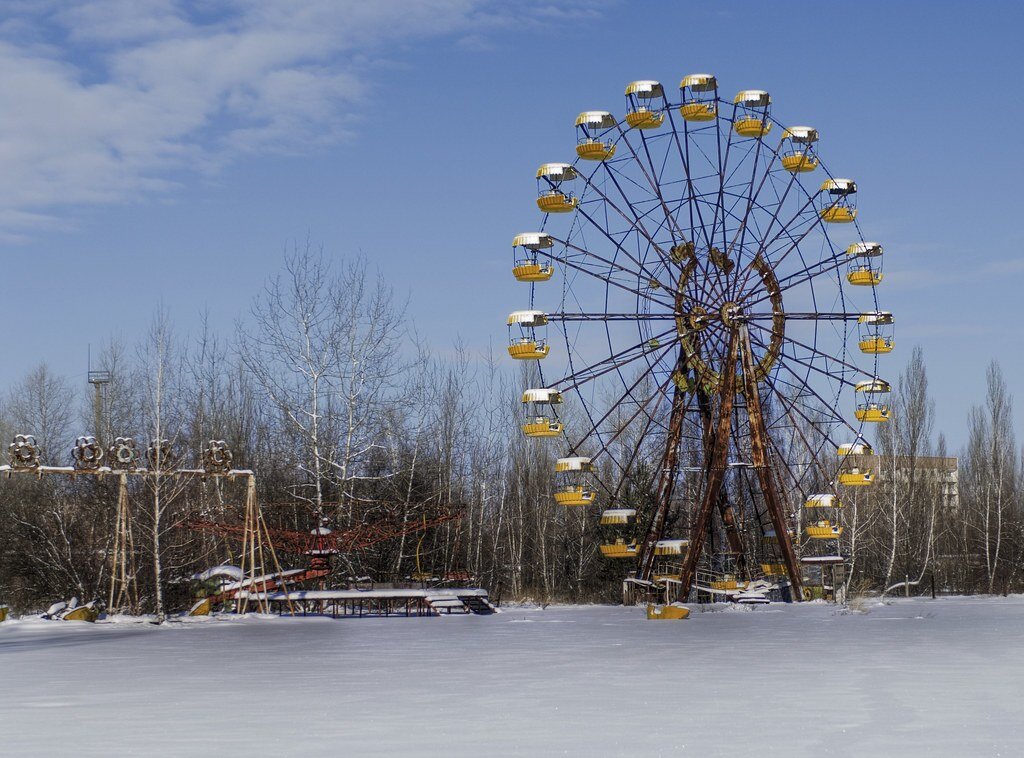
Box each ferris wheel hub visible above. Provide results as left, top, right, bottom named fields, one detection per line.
left=719, top=301, right=742, bottom=327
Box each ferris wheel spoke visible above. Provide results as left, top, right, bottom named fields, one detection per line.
left=615, top=126, right=687, bottom=245
left=547, top=240, right=678, bottom=309
left=548, top=313, right=676, bottom=321
left=759, top=356, right=862, bottom=442
left=577, top=166, right=673, bottom=258
left=571, top=205, right=674, bottom=290
left=759, top=369, right=852, bottom=450
left=551, top=327, right=678, bottom=390
left=725, top=149, right=800, bottom=300
left=731, top=189, right=822, bottom=298
left=594, top=377, right=689, bottom=482
left=663, top=107, right=713, bottom=251
left=746, top=324, right=859, bottom=392
left=566, top=347, right=676, bottom=455
left=735, top=224, right=838, bottom=309
left=759, top=371, right=853, bottom=483
left=742, top=250, right=848, bottom=311
left=707, top=99, right=740, bottom=258
left=748, top=319, right=867, bottom=378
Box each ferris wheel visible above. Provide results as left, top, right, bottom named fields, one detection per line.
left=506, top=74, right=893, bottom=602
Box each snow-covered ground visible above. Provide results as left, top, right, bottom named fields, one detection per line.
left=2, top=596, right=1022, bottom=757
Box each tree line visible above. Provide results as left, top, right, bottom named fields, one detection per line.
left=0, top=246, right=1021, bottom=614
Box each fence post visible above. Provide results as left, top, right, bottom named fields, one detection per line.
left=905, top=574, right=910, bottom=598
left=930, top=573, right=936, bottom=599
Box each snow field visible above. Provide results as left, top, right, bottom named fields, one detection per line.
left=1, top=596, right=1022, bottom=757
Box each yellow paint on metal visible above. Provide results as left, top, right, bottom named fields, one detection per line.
left=536, top=193, right=579, bottom=213
left=820, top=206, right=857, bottom=223
left=734, top=117, right=771, bottom=137
left=781, top=153, right=818, bottom=172
left=647, top=603, right=690, bottom=620
left=62, top=606, right=99, bottom=622
left=859, top=336, right=894, bottom=354
left=599, top=540, right=637, bottom=558
left=847, top=268, right=883, bottom=286
left=554, top=485, right=596, bottom=506
left=507, top=341, right=550, bottom=360
left=576, top=141, right=616, bottom=160
left=625, top=110, right=665, bottom=129
left=855, top=406, right=891, bottom=423
left=679, top=102, right=717, bottom=121
left=513, top=262, right=554, bottom=282
left=838, top=470, right=875, bottom=486
left=806, top=521, right=844, bottom=539
left=521, top=420, right=563, bottom=437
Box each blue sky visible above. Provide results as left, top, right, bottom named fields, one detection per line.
left=1, top=0, right=1022, bottom=448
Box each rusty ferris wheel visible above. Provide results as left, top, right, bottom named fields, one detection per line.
left=506, top=74, right=893, bottom=602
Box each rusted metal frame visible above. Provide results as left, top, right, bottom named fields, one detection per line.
left=676, top=327, right=740, bottom=598
left=635, top=359, right=690, bottom=584
left=738, top=325, right=803, bottom=600
left=694, top=381, right=749, bottom=579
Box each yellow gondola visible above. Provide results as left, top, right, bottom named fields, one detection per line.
left=600, top=538, right=638, bottom=558
left=647, top=603, right=690, bottom=620
left=805, top=494, right=842, bottom=508
left=62, top=605, right=100, bottom=622
left=512, top=232, right=555, bottom=282
left=820, top=178, right=857, bottom=222
left=599, top=508, right=636, bottom=526
left=779, top=126, right=818, bottom=172
left=837, top=441, right=873, bottom=456
left=761, top=563, right=787, bottom=576
left=653, top=539, right=689, bottom=556
left=855, top=378, right=891, bottom=423
left=575, top=111, right=617, bottom=160
left=806, top=520, right=843, bottom=539
left=536, top=163, right=579, bottom=213
left=554, top=485, right=595, bottom=506
left=554, top=456, right=596, bottom=505
left=838, top=468, right=875, bottom=486
left=846, top=242, right=883, bottom=285
left=679, top=74, right=717, bottom=121
left=521, top=388, right=563, bottom=437
left=507, top=310, right=549, bottom=360
left=858, top=311, right=894, bottom=353
left=625, top=81, right=665, bottom=129
left=733, top=90, right=772, bottom=137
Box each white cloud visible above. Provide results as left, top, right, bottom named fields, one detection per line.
left=0, top=0, right=600, bottom=240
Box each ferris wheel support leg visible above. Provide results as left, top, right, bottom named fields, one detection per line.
left=738, top=325, right=804, bottom=602
left=696, top=386, right=749, bottom=579
left=636, top=378, right=688, bottom=587
left=677, top=329, right=741, bottom=601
